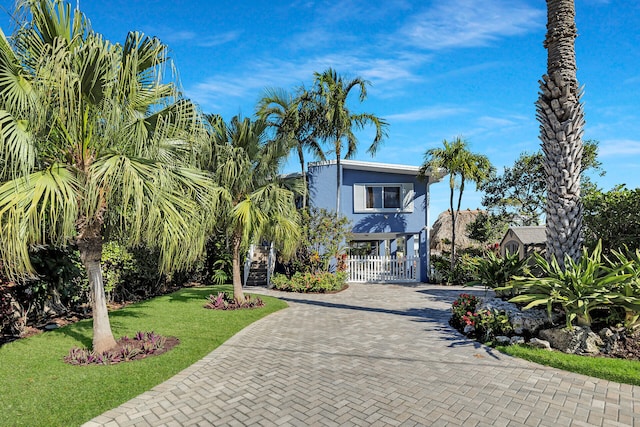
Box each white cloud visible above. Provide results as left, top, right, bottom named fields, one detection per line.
left=386, top=107, right=468, bottom=122
left=198, top=31, right=243, bottom=47
left=598, top=139, right=640, bottom=156
left=400, top=0, right=544, bottom=50
left=186, top=52, right=429, bottom=110
left=154, top=28, right=241, bottom=48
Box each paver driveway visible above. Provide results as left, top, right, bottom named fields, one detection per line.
left=85, top=283, right=640, bottom=426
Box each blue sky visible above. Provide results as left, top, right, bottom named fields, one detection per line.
left=1, top=0, right=639, bottom=225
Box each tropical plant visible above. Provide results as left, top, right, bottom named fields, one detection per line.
left=0, top=1, right=217, bottom=352
left=419, top=137, right=493, bottom=271
left=257, top=87, right=325, bottom=209
left=469, top=250, right=529, bottom=297
left=506, top=242, right=632, bottom=328
left=271, top=271, right=347, bottom=293
left=204, top=115, right=300, bottom=302
left=608, top=248, right=640, bottom=329
left=537, top=0, right=585, bottom=266
left=308, top=68, right=388, bottom=213
left=203, top=291, right=265, bottom=310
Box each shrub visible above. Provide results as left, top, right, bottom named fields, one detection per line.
left=431, top=248, right=481, bottom=285
left=450, top=294, right=512, bottom=341
left=506, top=242, right=633, bottom=328
left=271, top=271, right=347, bottom=293
left=203, top=292, right=265, bottom=310
left=607, top=248, right=640, bottom=329
left=450, top=293, right=479, bottom=329
left=469, top=250, right=529, bottom=296
left=101, top=242, right=166, bottom=303
left=278, top=208, right=351, bottom=276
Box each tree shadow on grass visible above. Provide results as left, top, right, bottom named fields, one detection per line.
left=55, top=309, right=146, bottom=349
left=166, top=286, right=229, bottom=303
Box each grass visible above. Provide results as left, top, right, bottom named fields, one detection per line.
left=499, top=344, right=640, bottom=386
left=0, top=285, right=287, bottom=427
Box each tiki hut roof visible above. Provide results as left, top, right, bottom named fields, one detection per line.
left=430, top=209, right=484, bottom=254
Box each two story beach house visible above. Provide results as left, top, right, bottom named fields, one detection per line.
left=308, top=159, right=442, bottom=283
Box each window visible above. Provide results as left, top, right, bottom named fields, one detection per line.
left=354, top=183, right=414, bottom=213
left=366, top=186, right=401, bottom=209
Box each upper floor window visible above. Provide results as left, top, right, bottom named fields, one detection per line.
left=354, top=183, right=414, bottom=213
left=366, top=186, right=401, bottom=209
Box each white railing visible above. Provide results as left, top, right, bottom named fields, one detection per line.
left=347, top=255, right=419, bottom=283
left=243, top=244, right=255, bottom=286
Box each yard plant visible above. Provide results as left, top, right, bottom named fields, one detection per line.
left=0, top=285, right=286, bottom=426
left=506, top=242, right=634, bottom=328
left=271, top=271, right=347, bottom=293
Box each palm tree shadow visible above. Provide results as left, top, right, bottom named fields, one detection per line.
left=167, top=286, right=226, bottom=303
left=279, top=285, right=502, bottom=360
left=55, top=309, right=145, bottom=348
left=352, top=214, right=407, bottom=234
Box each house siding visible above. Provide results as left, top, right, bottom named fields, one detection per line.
left=308, top=164, right=426, bottom=234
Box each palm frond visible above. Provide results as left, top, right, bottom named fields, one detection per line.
left=0, top=164, right=79, bottom=278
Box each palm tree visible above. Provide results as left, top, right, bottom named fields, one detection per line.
left=205, top=115, right=300, bottom=302
left=310, top=68, right=388, bottom=213
left=0, top=0, right=217, bottom=353
left=537, top=0, right=585, bottom=265
left=419, top=137, right=493, bottom=272
left=256, top=87, right=325, bottom=209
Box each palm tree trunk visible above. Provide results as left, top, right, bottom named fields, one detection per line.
left=335, top=149, right=341, bottom=213
left=539, top=0, right=584, bottom=266
left=301, top=169, right=307, bottom=210
left=231, top=232, right=246, bottom=302
left=77, top=235, right=116, bottom=353
left=448, top=177, right=456, bottom=274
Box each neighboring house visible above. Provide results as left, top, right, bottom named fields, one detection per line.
left=308, top=159, right=442, bottom=282
left=500, top=226, right=546, bottom=260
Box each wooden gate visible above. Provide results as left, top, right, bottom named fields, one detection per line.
left=347, top=255, right=419, bottom=283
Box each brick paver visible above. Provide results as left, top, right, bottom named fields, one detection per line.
left=83, top=284, right=640, bottom=426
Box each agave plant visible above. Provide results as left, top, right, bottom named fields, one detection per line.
left=507, top=242, right=631, bottom=328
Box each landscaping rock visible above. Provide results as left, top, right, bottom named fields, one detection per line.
left=463, top=324, right=475, bottom=335
left=538, top=326, right=603, bottom=355
left=528, top=338, right=552, bottom=350
left=598, top=327, right=622, bottom=354
left=477, top=297, right=560, bottom=335
left=510, top=336, right=525, bottom=345
left=495, top=335, right=511, bottom=345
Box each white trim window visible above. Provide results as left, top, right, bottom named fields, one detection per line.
left=354, top=183, right=414, bottom=213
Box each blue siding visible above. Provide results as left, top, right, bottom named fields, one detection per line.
left=307, top=162, right=338, bottom=212
left=342, top=168, right=426, bottom=235
left=308, top=163, right=426, bottom=235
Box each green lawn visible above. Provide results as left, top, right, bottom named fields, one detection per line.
left=499, top=344, right=640, bottom=386
left=0, top=285, right=287, bottom=427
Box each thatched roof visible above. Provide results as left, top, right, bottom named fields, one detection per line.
left=430, top=209, right=484, bottom=254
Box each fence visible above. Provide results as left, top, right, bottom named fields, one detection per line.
left=347, top=255, right=419, bottom=283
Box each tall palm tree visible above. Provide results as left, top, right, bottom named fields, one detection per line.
left=0, top=0, right=217, bottom=352
left=419, top=137, right=493, bottom=272
left=205, top=115, right=300, bottom=302
left=256, top=87, right=325, bottom=209
left=537, top=0, right=585, bottom=266
left=310, top=68, right=388, bottom=213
